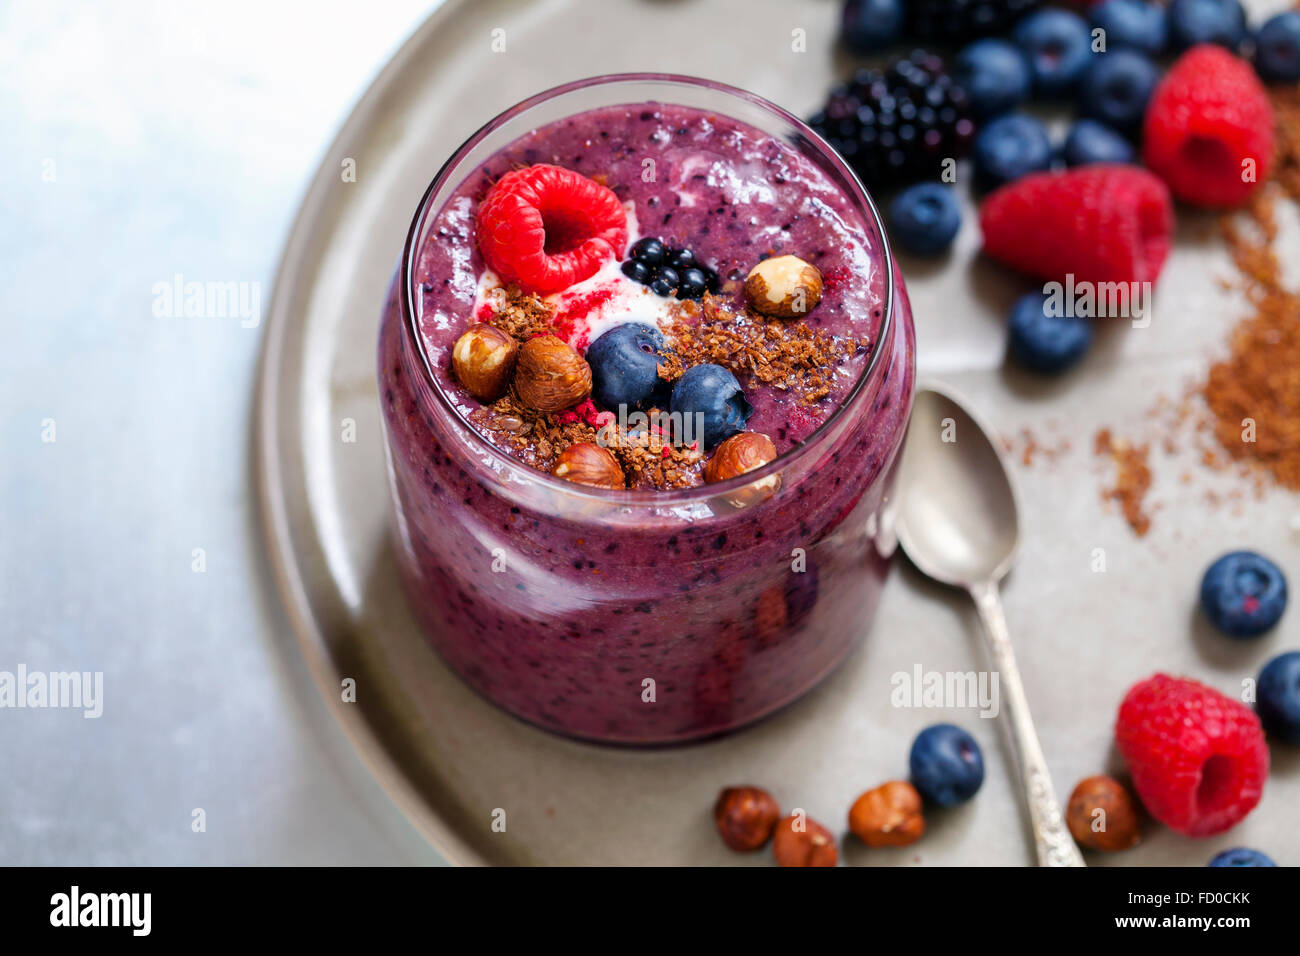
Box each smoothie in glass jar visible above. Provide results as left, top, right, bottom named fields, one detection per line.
left=377, top=75, right=915, bottom=744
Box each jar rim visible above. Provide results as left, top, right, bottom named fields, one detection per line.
left=399, top=72, right=897, bottom=506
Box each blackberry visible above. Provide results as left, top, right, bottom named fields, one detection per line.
left=808, top=49, right=976, bottom=193
left=905, top=0, right=1042, bottom=43
left=622, top=239, right=718, bottom=300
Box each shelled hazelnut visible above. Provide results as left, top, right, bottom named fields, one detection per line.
left=1066, top=775, right=1141, bottom=852
left=743, top=254, right=823, bottom=318
left=771, top=812, right=838, bottom=867
left=713, top=786, right=781, bottom=852
left=451, top=324, right=518, bottom=402
left=552, top=442, right=624, bottom=490
left=515, top=335, right=592, bottom=412
left=848, top=781, right=925, bottom=848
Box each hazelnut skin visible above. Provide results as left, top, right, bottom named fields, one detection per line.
left=1066, top=775, right=1141, bottom=852
left=848, top=781, right=925, bottom=848
left=743, top=255, right=823, bottom=318
left=713, top=786, right=781, bottom=852
left=514, top=335, right=592, bottom=412
left=705, top=432, right=780, bottom=507
left=552, top=442, right=625, bottom=490
left=451, top=324, right=518, bottom=402
left=771, top=812, right=838, bottom=867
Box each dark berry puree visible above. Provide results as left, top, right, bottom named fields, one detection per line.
left=378, top=100, right=916, bottom=743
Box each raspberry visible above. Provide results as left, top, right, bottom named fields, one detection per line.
left=1115, top=674, right=1268, bottom=837
left=1142, top=45, right=1275, bottom=208
left=979, top=165, right=1174, bottom=286
left=475, top=164, right=628, bottom=295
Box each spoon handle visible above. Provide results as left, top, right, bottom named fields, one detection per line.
left=969, top=581, right=1085, bottom=868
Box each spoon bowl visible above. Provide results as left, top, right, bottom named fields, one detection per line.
left=895, top=385, right=1020, bottom=588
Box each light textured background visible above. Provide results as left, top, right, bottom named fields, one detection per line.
left=0, top=0, right=445, bottom=865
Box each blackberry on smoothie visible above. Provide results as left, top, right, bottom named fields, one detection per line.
left=378, top=78, right=915, bottom=743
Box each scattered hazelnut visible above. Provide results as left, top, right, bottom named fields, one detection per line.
left=1066, top=775, right=1141, bottom=852
left=848, top=781, right=925, bottom=848
left=705, top=432, right=780, bottom=507
left=514, top=335, right=592, bottom=412
left=552, top=442, right=624, bottom=490
left=771, top=812, right=838, bottom=867
left=713, top=786, right=781, bottom=852
left=743, top=254, right=824, bottom=318
left=451, top=324, right=518, bottom=403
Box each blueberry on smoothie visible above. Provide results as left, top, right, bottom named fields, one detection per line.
left=1253, top=12, right=1300, bottom=83
left=954, top=38, right=1033, bottom=119
left=1208, top=847, right=1277, bottom=867
left=1077, top=49, right=1159, bottom=133
left=1199, top=550, right=1287, bottom=638
left=1168, top=0, right=1246, bottom=52
left=1090, top=0, right=1169, bottom=57
left=840, top=0, right=905, bottom=54
left=670, top=364, right=752, bottom=450
left=1014, top=9, right=1095, bottom=98
left=1256, top=651, right=1300, bottom=744
left=586, top=322, right=670, bottom=412
left=973, top=114, right=1052, bottom=190
left=1062, top=119, right=1136, bottom=167
left=888, top=182, right=961, bottom=256
left=909, top=724, right=985, bottom=806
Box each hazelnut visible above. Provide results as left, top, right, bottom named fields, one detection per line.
left=451, top=324, right=518, bottom=402
left=705, top=431, right=781, bottom=505
left=1066, top=775, right=1141, bottom=852
left=771, top=812, right=838, bottom=867
left=713, top=786, right=781, bottom=852
left=515, top=335, right=592, bottom=412
left=552, top=442, right=624, bottom=490
left=743, top=254, right=823, bottom=318
left=848, top=781, right=925, bottom=848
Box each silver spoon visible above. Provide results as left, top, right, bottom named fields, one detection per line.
left=893, top=383, right=1084, bottom=867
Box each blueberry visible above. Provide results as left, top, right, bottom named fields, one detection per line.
left=954, top=39, right=1033, bottom=119
left=677, top=267, right=709, bottom=300
left=840, top=0, right=905, bottom=54
left=909, top=724, right=984, bottom=806
left=630, top=237, right=665, bottom=267
left=1091, top=0, right=1169, bottom=57
left=1200, top=550, right=1287, bottom=638
left=621, top=259, right=651, bottom=283
left=1168, top=0, right=1246, bottom=52
left=1077, top=49, right=1160, bottom=133
left=888, top=182, right=962, bottom=256
left=1062, top=119, right=1136, bottom=167
left=972, top=114, right=1052, bottom=191
left=1208, top=848, right=1277, bottom=867
left=669, top=364, right=751, bottom=449
left=1007, top=291, right=1093, bottom=374
left=1014, top=9, right=1096, bottom=98
left=585, top=322, right=670, bottom=413
left=1253, top=12, right=1300, bottom=83
left=1257, top=651, right=1300, bottom=744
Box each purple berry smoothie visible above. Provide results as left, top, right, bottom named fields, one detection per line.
left=378, top=77, right=915, bottom=744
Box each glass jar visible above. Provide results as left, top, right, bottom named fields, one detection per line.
left=378, top=74, right=915, bottom=744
